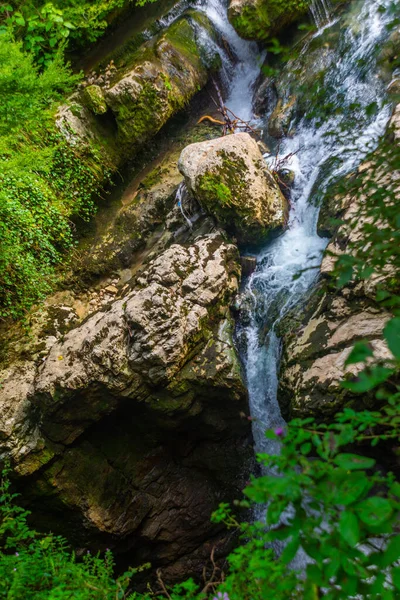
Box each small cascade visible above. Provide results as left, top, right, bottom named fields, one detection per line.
left=157, top=0, right=189, bottom=28
left=239, top=0, right=393, bottom=465
left=309, top=0, right=333, bottom=29
left=176, top=182, right=193, bottom=229
left=197, top=0, right=264, bottom=125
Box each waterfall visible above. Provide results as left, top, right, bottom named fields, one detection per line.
left=197, top=0, right=394, bottom=460
left=192, top=0, right=395, bottom=567
left=309, top=0, right=333, bottom=29
left=238, top=0, right=393, bottom=460
left=197, top=0, right=264, bottom=124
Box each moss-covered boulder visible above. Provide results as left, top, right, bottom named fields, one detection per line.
left=82, top=84, right=108, bottom=115
left=0, top=233, right=252, bottom=580
left=178, top=133, right=288, bottom=246
left=57, top=14, right=218, bottom=169
left=228, top=0, right=310, bottom=41
left=228, top=0, right=346, bottom=42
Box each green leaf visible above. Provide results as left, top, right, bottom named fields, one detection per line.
left=335, top=472, right=372, bottom=505
left=393, top=567, right=400, bottom=590
left=304, top=579, right=320, bottom=600
left=342, top=366, right=393, bottom=392
left=335, top=471, right=372, bottom=506
left=281, top=536, right=300, bottom=564
left=345, top=341, right=374, bottom=366
left=384, top=317, right=400, bottom=359
left=390, top=481, right=400, bottom=499
left=358, top=497, right=393, bottom=527
left=339, top=511, right=360, bottom=546
left=326, top=553, right=341, bottom=578
left=333, top=453, right=375, bottom=471
left=381, top=535, right=400, bottom=567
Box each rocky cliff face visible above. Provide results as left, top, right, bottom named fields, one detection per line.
left=0, top=231, right=252, bottom=578
left=278, top=103, right=400, bottom=419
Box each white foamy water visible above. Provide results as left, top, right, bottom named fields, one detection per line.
left=310, top=0, right=334, bottom=28
left=190, top=0, right=394, bottom=455
left=197, top=0, right=264, bottom=123
left=239, top=0, right=394, bottom=455
left=188, top=0, right=395, bottom=569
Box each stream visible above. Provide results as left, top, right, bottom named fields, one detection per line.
left=198, top=0, right=394, bottom=456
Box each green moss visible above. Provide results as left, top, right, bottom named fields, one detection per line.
left=163, top=17, right=200, bottom=66
left=82, top=85, right=108, bottom=115
left=228, top=0, right=310, bottom=41
left=197, top=151, right=248, bottom=213
left=199, top=174, right=233, bottom=205
left=140, top=166, right=164, bottom=189
left=116, top=79, right=165, bottom=145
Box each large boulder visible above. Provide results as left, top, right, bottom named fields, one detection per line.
left=57, top=15, right=217, bottom=170
left=228, top=0, right=345, bottom=42
left=228, top=0, right=309, bottom=42
left=178, top=133, right=288, bottom=246
left=279, top=294, right=392, bottom=418
left=0, top=233, right=252, bottom=579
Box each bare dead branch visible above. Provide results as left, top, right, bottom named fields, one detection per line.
left=201, top=547, right=224, bottom=594
left=199, top=79, right=261, bottom=137
left=156, top=569, right=172, bottom=600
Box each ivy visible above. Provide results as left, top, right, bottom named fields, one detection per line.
left=0, top=32, right=111, bottom=320
left=0, top=0, right=143, bottom=64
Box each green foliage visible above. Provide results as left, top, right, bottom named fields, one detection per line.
left=0, top=2, right=398, bottom=599
left=0, top=0, right=158, bottom=65
left=237, top=415, right=400, bottom=599
left=0, top=33, right=110, bottom=320
left=0, top=465, right=138, bottom=599
left=0, top=2, right=75, bottom=66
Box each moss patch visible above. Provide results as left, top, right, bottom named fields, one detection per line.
left=228, top=0, right=310, bottom=42
left=82, top=85, right=108, bottom=115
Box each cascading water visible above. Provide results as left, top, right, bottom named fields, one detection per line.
left=197, top=0, right=264, bottom=122
left=193, top=0, right=394, bottom=459
left=309, top=0, right=333, bottom=28
left=238, top=0, right=394, bottom=458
